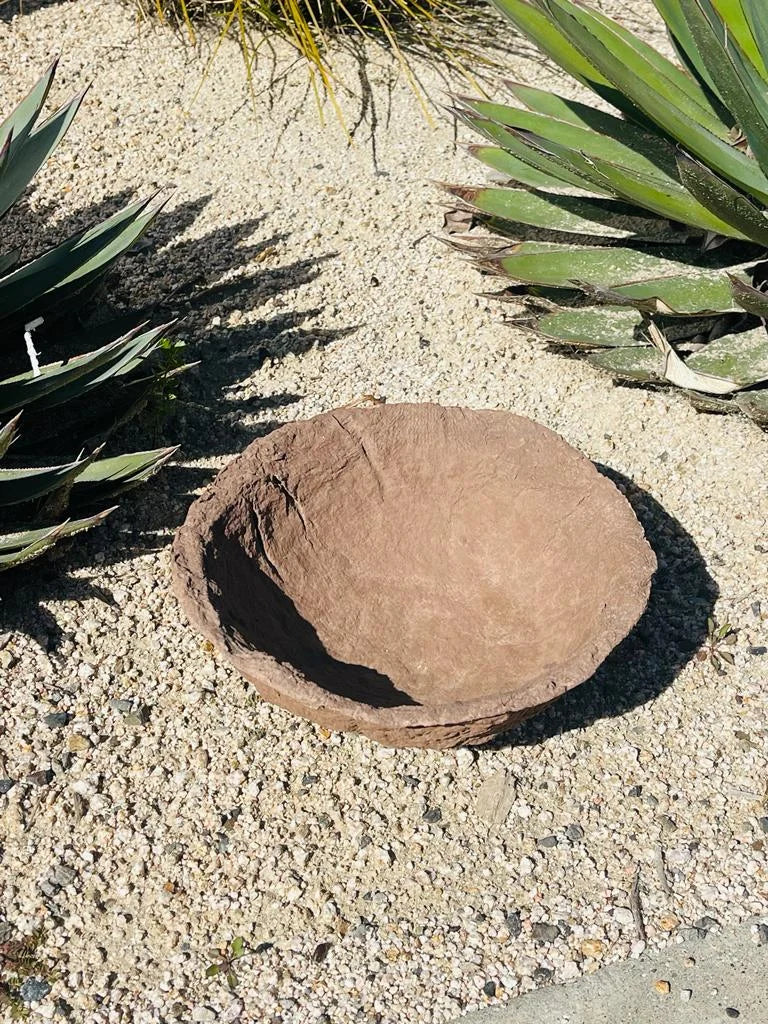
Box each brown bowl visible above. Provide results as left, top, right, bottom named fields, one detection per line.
left=172, top=404, right=655, bottom=748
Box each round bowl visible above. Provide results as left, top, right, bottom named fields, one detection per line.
left=172, top=404, right=656, bottom=748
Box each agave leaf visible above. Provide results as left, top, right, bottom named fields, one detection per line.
left=0, top=91, right=87, bottom=220
left=587, top=345, right=665, bottom=380
left=676, top=0, right=768, bottom=173
left=734, top=387, right=768, bottom=422
left=0, top=194, right=167, bottom=329
left=0, top=507, right=113, bottom=561
left=730, top=274, right=768, bottom=316
left=0, top=410, right=22, bottom=459
left=465, top=144, right=583, bottom=191
left=460, top=113, right=607, bottom=194
left=0, top=324, right=168, bottom=414
left=0, top=58, right=58, bottom=154
left=541, top=0, right=768, bottom=203
left=677, top=151, right=768, bottom=245
left=459, top=97, right=680, bottom=183
left=488, top=0, right=625, bottom=111
left=445, top=184, right=683, bottom=240
left=71, top=446, right=178, bottom=503
left=535, top=307, right=648, bottom=347
left=0, top=448, right=98, bottom=507
left=686, top=324, right=768, bottom=384
left=530, top=141, right=744, bottom=237
left=742, top=0, right=768, bottom=69
left=646, top=320, right=745, bottom=392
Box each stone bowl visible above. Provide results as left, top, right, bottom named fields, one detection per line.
left=172, top=404, right=656, bottom=748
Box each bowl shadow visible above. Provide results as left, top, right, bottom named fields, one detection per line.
left=487, top=466, right=717, bottom=747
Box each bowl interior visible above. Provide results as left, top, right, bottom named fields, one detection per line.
left=203, top=406, right=649, bottom=710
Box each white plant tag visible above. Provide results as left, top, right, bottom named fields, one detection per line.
left=24, top=316, right=44, bottom=377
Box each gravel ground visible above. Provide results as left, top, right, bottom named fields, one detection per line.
left=1, top=1, right=767, bottom=1022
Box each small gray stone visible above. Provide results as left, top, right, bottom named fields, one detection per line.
left=422, top=807, right=442, bottom=823
left=27, top=770, right=53, bottom=787
left=19, top=977, right=52, bottom=1003
left=536, top=835, right=558, bottom=849
left=0, top=778, right=15, bottom=795
left=110, top=699, right=133, bottom=714
left=505, top=910, right=522, bottom=938
left=43, top=712, right=70, bottom=729
left=757, top=817, right=768, bottom=834
left=566, top=823, right=585, bottom=841
left=531, top=922, right=559, bottom=943
left=755, top=923, right=768, bottom=946
left=532, top=967, right=554, bottom=984
left=51, top=864, right=77, bottom=888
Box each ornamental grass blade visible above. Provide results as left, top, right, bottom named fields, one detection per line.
left=541, top=0, right=768, bottom=202
left=677, top=0, right=768, bottom=173
left=0, top=90, right=87, bottom=219
left=676, top=151, right=768, bottom=245
left=535, top=307, right=648, bottom=347
left=743, top=0, right=768, bottom=69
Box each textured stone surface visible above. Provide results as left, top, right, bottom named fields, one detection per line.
left=172, top=404, right=655, bottom=747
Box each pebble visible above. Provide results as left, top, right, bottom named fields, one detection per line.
left=680, top=989, right=692, bottom=1002
left=0, top=778, right=15, bottom=795
left=725, top=1009, right=740, bottom=1019
left=19, top=978, right=52, bottom=1003
left=66, top=734, right=91, bottom=753
left=26, top=770, right=53, bottom=787
left=43, top=712, right=70, bottom=729
left=531, top=923, right=559, bottom=943
left=654, top=980, right=671, bottom=995
left=505, top=911, right=523, bottom=938
left=580, top=939, right=605, bottom=957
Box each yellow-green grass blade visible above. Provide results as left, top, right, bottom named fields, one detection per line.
left=0, top=90, right=87, bottom=219
left=0, top=508, right=113, bottom=570
left=541, top=0, right=768, bottom=202
left=676, top=0, right=768, bottom=172
left=535, top=307, right=648, bottom=347
left=446, top=184, right=680, bottom=241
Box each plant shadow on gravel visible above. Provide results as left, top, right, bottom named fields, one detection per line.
left=488, top=468, right=717, bottom=746
left=0, top=191, right=354, bottom=643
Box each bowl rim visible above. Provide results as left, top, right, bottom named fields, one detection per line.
left=171, top=403, right=657, bottom=731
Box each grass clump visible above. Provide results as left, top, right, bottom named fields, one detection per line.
left=135, top=0, right=498, bottom=120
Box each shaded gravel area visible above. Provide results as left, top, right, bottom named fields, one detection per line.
left=0, top=1, right=766, bottom=1021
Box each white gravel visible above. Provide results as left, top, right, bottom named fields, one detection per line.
left=0, top=1, right=767, bottom=1022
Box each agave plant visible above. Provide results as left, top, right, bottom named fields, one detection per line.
left=0, top=60, right=181, bottom=571
left=446, top=0, right=768, bottom=424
